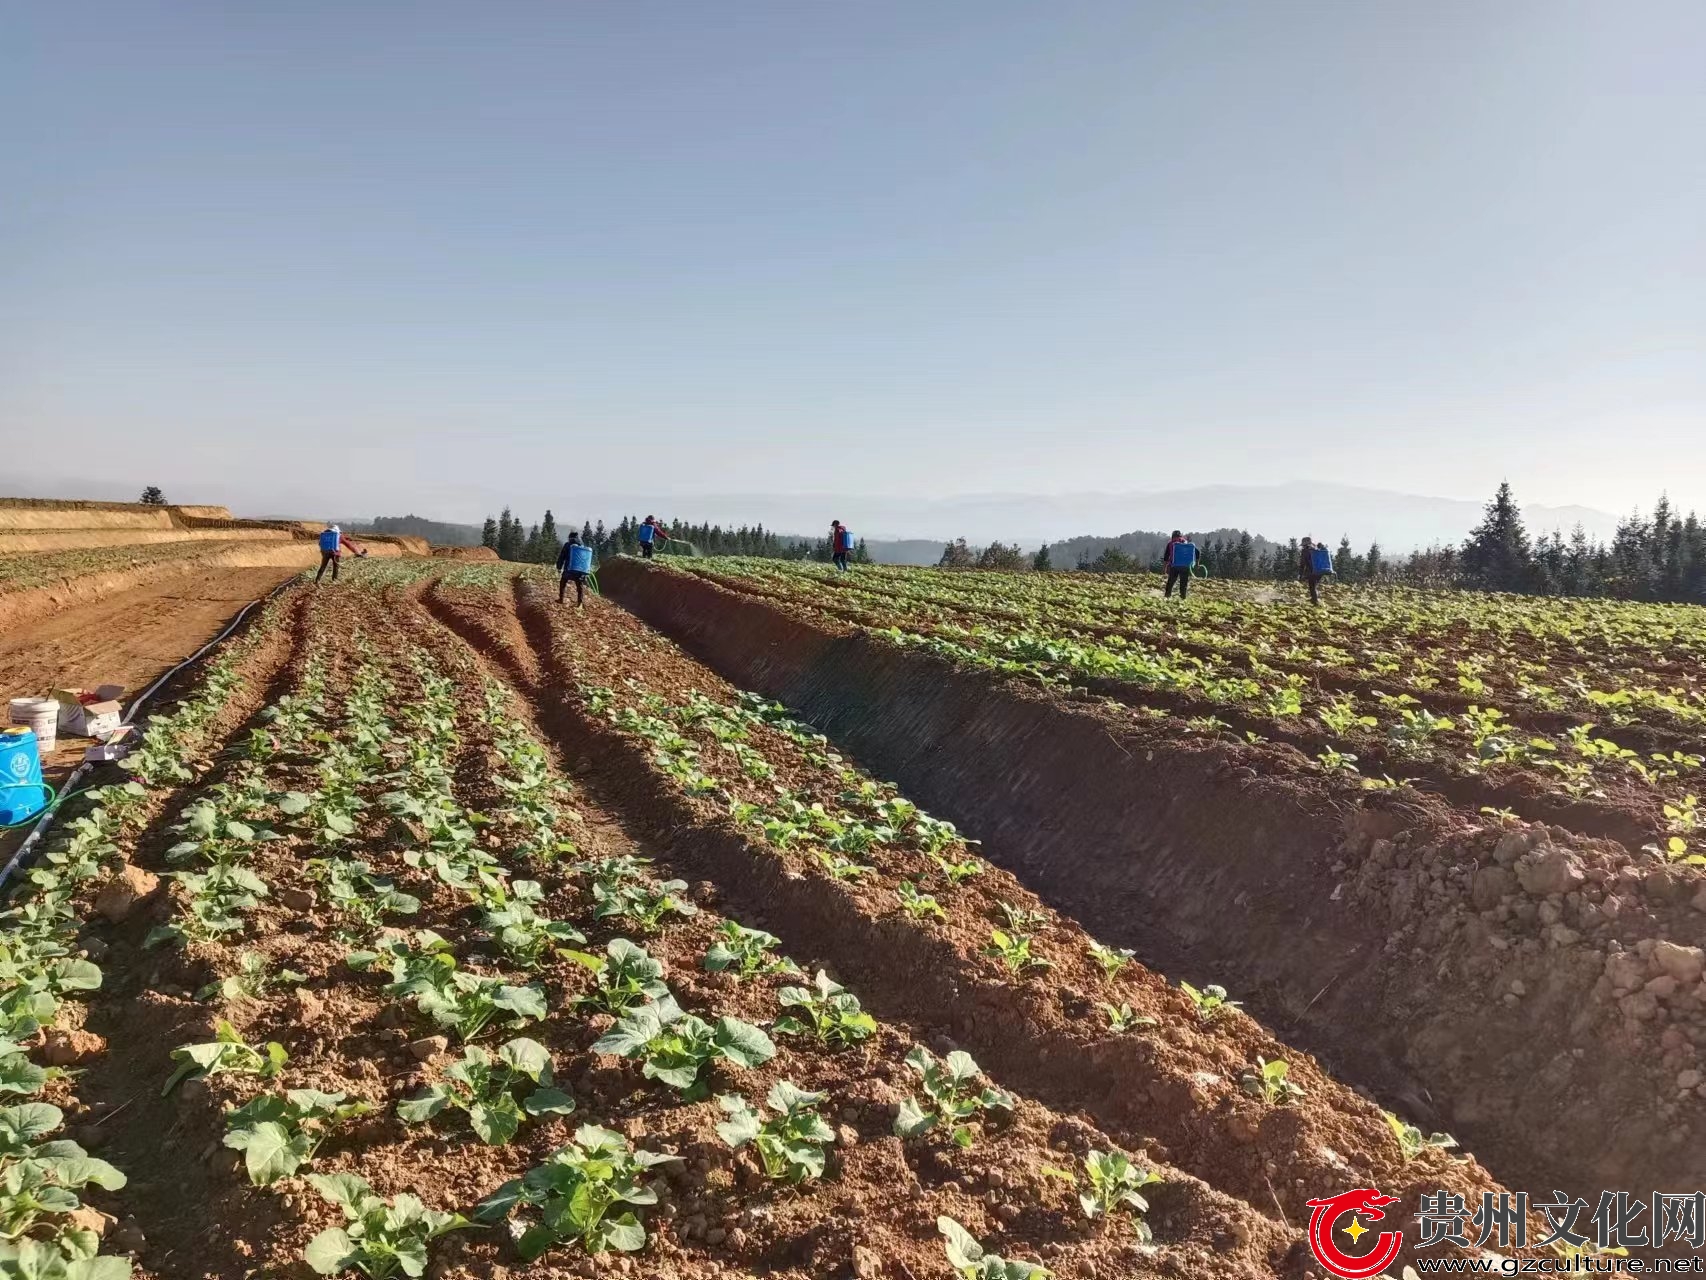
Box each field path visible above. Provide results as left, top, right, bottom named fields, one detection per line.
left=0, top=564, right=296, bottom=856
left=0, top=565, right=294, bottom=705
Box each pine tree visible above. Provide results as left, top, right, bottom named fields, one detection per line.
left=1235, top=532, right=1255, bottom=578
left=1335, top=535, right=1356, bottom=582
left=1032, top=543, right=1052, bottom=572
left=139, top=485, right=167, bottom=506
left=538, top=510, right=562, bottom=566
left=481, top=517, right=499, bottom=549
left=1364, top=541, right=1383, bottom=582
left=1460, top=482, right=1533, bottom=592
left=1564, top=524, right=1592, bottom=595
left=496, top=507, right=524, bottom=562
left=976, top=542, right=1026, bottom=571
left=938, top=538, right=975, bottom=569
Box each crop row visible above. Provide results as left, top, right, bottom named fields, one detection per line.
left=683, top=561, right=1704, bottom=860
left=42, top=571, right=1298, bottom=1280
left=420, top=569, right=1537, bottom=1271
left=824, top=558, right=1706, bottom=674
left=701, top=559, right=1706, bottom=728
left=0, top=589, right=296, bottom=1276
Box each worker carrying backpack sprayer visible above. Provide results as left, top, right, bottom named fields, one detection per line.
left=557, top=533, right=596, bottom=607
left=1163, top=531, right=1198, bottom=599
left=830, top=520, right=855, bottom=573
left=637, top=516, right=669, bottom=559
left=1300, top=537, right=1334, bottom=606
left=314, top=524, right=365, bottom=584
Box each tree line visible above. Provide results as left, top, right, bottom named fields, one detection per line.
left=479, top=510, right=871, bottom=567
left=479, top=483, right=1706, bottom=604
left=941, top=528, right=1379, bottom=581
left=933, top=483, right=1706, bottom=604
left=1415, top=482, right=1706, bottom=603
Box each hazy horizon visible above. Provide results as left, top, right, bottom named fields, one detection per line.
left=3, top=470, right=1632, bottom=551
left=5, top=3, right=1702, bottom=517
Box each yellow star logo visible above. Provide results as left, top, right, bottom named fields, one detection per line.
left=1342, top=1218, right=1369, bottom=1245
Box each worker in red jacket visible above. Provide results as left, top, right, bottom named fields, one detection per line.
left=314, top=524, right=365, bottom=584
left=829, top=520, right=855, bottom=573
left=1162, top=531, right=1198, bottom=599
left=637, top=516, right=669, bottom=559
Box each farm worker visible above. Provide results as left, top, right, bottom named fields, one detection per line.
left=637, top=515, right=669, bottom=560
left=314, top=524, right=364, bottom=584
left=830, top=520, right=855, bottom=573
left=1300, top=537, right=1333, bottom=606
left=1162, top=531, right=1197, bottom=599
left=557, top=533, right=594, bottom=607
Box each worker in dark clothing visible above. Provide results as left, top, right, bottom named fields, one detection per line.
left=830, top=520, right=854, bottom=573
left=637, top=515, right=668, bottom=559
left=1300, top=537, right=1332, bottom=605
left=1162, top=530, right=1197, bottom=598
left=557, top=532, right=594, bottom=607
left=314, top=524, right=365, bottom=584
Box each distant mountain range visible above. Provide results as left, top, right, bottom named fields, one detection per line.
left=5, top=474, right=1625, bottom=557
left=535, top=482, right=1621, bottom=555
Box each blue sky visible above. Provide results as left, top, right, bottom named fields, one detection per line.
left=2, top=1, right=1702, bottom=525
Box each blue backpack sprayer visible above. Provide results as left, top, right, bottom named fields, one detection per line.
left=0, top=727, right=51, bottom=828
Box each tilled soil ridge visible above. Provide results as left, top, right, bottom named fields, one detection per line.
left=414, top=572, right=1554, bottom=1275
left=600, top=557, right=1706, bottom=1201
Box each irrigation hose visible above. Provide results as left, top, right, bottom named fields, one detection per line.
left=0, top=574, right=297, bottom=888
left=0, top=782, right=60, bottom=830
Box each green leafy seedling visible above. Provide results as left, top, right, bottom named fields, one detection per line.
left=225, top=1089, right=375, bottom=1186
left=591, top=878, right=697, bottom=933
left=1079, top=1150, right=1161, bottom=1237
left=397, top=1038, right=574, bottom=1145
left=894, top=1046, right=1013, bottom=1150
left=715, top=1081, right=836, bottom=1184
left=1102, top=1003, right=1155, bottom=1034
left=481, top=881, right=586, bottom=968
left=202, top=951, right=307, bottom=1003
left=929, top=853, right=984, bottom=886
left=984, top=928, right=1050, bottom=975
left=1384, top=1110, right=1459, bottom=1161
left=474, top=1123, right=679, bottom=1259
left=0, top=1102, right=127, bottom=1240
left=896, top=881, right=947, bottom=921
left=702, top=921, right=800, bottom=979
left=304, top=1173, right=470, bottom=1278
left=567, top=938, right=670, bottom=1016
left=773, top=971, right=878, bottom=1049
left=592, top=995, right=775, bottom=1100
left=163, top=1021, right=287, bottom=1095
left=938, top=1216, right=1050, bottom=1279
left=1240, top=1056, right=1305, bottom=1107
left=1179, top=981, right=1240, bottom=1023
left=1087, top=941, right=1134, bottom=980
left=814, top=853, right=874, bottom=881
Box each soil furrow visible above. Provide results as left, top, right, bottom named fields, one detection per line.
left=398, top=576, right=1317, bottom=1278
left=599, top=557, right=1706, bottom=1204
left=413, top=573, right=1551, bottom=1277
left=685, top=566, right=1670, bottom=853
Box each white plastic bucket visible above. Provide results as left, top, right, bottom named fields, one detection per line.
left=8, top=697, right=58, bottom=753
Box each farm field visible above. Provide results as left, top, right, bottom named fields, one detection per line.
left=601, top=557, right=1706, bottom=1206
left=0, top=556, right=1575, bottom=1280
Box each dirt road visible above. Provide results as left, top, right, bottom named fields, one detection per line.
left=0, top=566, right=296, bottom=794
